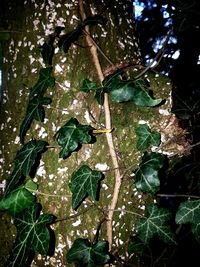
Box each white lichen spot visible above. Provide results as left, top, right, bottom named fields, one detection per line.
left=38, top=126, right=48, bottom=138
left=159, top=108, right=170, bottom=116
left=36, top=160, right=46, bottom=177
left=72, top=218, right=81, bottom=227
left=84, top=110, right=92, bottom=123
left=14, top=136, right=20, bottom=144
left=95, top=163, right=109, bottom=171
left=57, top=167, right=68, bottom=175
left=102, top=183, right=108, bottom=190
left=138, top=120, right=149, bottom=125
left=55, top=64, right=63, bottom=73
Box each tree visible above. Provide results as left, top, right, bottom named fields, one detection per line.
left=0, top=1, right=194, bottom=266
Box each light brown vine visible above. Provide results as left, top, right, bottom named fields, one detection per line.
left=79, top=0, right=122, bottom=251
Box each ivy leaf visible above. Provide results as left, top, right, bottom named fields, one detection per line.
left=133, top=152, right=166, bottom=194
left=24, top=179, right=38, bottom=193
left=6, top=203, right=55, bottom=267
left=29, top=67, right=55, bottom=99
left=171, top=91, right=200, bottom=119
left=70, top=165, right=103, bottom=210
left=66, top=238, right=110, bottom=267
left=0, top=183, right=36, bottom=216
left=104, top=76, right=162, bottom=107
left=175, top=200, right=200, bottom=242
left=95, top=88, right=105, bottom=105
left=80, top=79, right=98, bottom=92
left=56, top=118, right=94, bottom=159
left=135, top=124, right=161, bottom=150
left=20, top=96, right=52, bottom=142
left=5, top=140, right=48, bottom=195
left=40, top=27, right=64, bottom=65
left=128, top=236, right=146, bottom=254
left=136, top=204, right=176, bottom=244
left=58, top=25, right=83, bottom=53
left=58, top=15, right=106, bottom=53
left=80, top=79, right=104, bottom=105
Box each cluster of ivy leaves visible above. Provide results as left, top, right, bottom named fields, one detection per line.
left=1, top=14, right=200, bottom=267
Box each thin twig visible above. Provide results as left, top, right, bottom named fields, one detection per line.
left=156, top=193, right=200, bottom=199
left=54, top=205, right=93, bottom=223
left=36, top=190, right=71, bottom=198
left=83, top=29, right=114, bottom=66
left=134, top=30, right=172, bottom=80
left=79, top=0, right=122, bottom=252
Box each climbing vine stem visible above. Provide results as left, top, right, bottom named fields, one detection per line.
left=79, top=0, right=122, bottom=251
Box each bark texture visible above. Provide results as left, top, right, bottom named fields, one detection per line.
left=0, top=1, right=173, bottom=266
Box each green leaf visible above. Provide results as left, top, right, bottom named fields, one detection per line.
left=128, top=236, right=146, bottom=254
left=20, top=96, right=52, bottom=142
left=70, top=165, right=103, bottom=210
left=136, top=204, right=176, bottom=244
left=104, top=75, right=162, bottom=107
left=58, top=25, right=83, bottom=53
left=5, top=140, right=47, bottom=195
left=58, top=15, right=106, bottom=53
left=40, top=26, right=64, bottom=65
left=135, top=124, right=161, bottom=150
left=95, top=88, right=105, bottom=105
left=24, top=179, right=38, bottom=193
left=80, top=79, right=104, bottom=105
left=6, top=203, right=55, bottom=267
left=66, top=238, right=110, bottom=267
left=134, top=152, right=166, bottom=194
left=20, top=67, right=55, bottom=142
left=80, top=79, right=99, bottom=92
left=175, top=200, right=200, bottom=242
left=56, top=118, right=94, bottom=159
left=0, top=185, right=36, bottom=216
left=29, top=67, right=55, bottom=99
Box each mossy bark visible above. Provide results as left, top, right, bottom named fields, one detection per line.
left=0, top=1, right=174, bottom=266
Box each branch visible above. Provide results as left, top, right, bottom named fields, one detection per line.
left=134, top=30, right=172, bottom=80
left=156, top=193, right=200, bottom=199
left=79, top=0, right=122, bottom=251
left=54, top=204, right=93, bottom=223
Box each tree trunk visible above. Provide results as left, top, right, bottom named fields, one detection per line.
left=0, top=1, right=173, bottom=266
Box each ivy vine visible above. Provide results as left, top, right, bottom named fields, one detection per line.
left=0, top=10, right=200, bottom=267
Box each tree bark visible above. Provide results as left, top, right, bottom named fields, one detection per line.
left=0, top=1, right=173, bottom=266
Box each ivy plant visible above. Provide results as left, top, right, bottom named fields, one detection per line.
left=1, top=11, right=200, bottom=267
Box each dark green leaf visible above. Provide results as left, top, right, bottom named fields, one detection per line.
left=29, top=67, right=55, bottom=99
left=95, top=88, right=105, bottom=105
left=80, top=79, right=98, bottom=92
left=58, top=15, right=106, bottom=53
left=19, top=96, right=52, bottom=142
left=135, top=124, right=161, bottom=150
left=5, top=140, right=47, bottom=195
left=136, top=204, right=176, bottom=244
left=175, top=200, right=200, bottom=242
left=0, top=31, right=10, bottom=41
left=133, top=152, right=166, bottom=194
left=40, top=27, right=64, bottom=65
left=171, top=92, right=200, bottom=119
left=105, top=76, right=162, bottom=107
left=56, top=118, right=94, bottom=159
left=128, top=236, right=146, bottom=254
left=58, top=26, right=83, bottom=53
left=6, top=203, right=55, bottom=267
left=40, top=42, right=54, bottom=66
left=0, top=184, right=36, bottom=216
left=66, top=238, right=110, bottom=267
left=70, top=165, right=103, bottom=210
